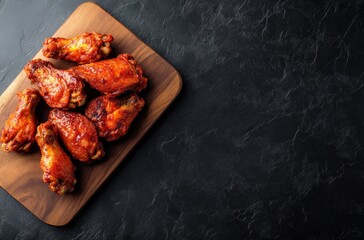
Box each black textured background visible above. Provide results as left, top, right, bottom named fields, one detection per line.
left=1, top=0, right=364, bottom=239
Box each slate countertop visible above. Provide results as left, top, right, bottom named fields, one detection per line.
left=0, top=0, right=364, bottom=239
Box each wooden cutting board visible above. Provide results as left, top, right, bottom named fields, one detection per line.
left=0, top=2, right=182, bottom=226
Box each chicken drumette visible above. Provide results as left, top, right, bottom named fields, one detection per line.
left=36, top=121, right=76, bottom=195
left=85, top=94, right=145, bottom=142
left=72, top=53, right=148, bottom=97
left=42, top=32, right=114, bottom=64
left=49, top=109, right=104, bottom=163
left=24, top=59, right=87, bottom=109
left=1, top=88, right=40, bottom=152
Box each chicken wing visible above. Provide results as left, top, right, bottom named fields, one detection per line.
left=48, top=109, right=104, bottom=163
left=72, top=53, right=148, bottom=97
left=85, top=94, right=145, bottom=142
left=1, top=88, right=40, bottom=152
left=42, top=32, right=114, bottom=64
left=24, top=59, right=87, bottom=109
left=36, top=121, right=76, bottom=195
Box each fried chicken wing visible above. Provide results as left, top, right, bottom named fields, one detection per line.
left=42, top=32, right=114, bottom=64
left=36, top=121, right=76, bottom=195
left=1, top=88, right=40, bottom=152
left=72, top=53, right=147, bottom=97
left=24, top=59, right=87, bottom=109
left=85, top=94, right=145, bottom=142
left=48, top=109, right=104, bottom=162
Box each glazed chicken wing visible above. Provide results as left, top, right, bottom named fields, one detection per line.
left=1, top=88, right=40, bottom=152
left=49, top=109, right=104, bottom=163
left=85, top=94, right=145, bottom=142
left=72, top=53, right=147, bottom=97
left=36, top=121, right=76, bottom=195
left=24, top=59, right=87, bottom=109
left=42, top=32, right=114, bottom=64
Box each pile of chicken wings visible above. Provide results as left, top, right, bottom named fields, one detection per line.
left=0, top=32, right=147, bottom=195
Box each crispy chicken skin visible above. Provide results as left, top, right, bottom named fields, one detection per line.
left=24, top=59, right=87, bottom=109
left=42, top=32, right=114, bottom=64
left=72, top=53, right=148, bottom=97
left=1, top=88, right=40, bottom=152
left=49, top=109, right=104, bottom=163
left=85, top=94, right=145, bottom=142
left=36, top=122, right=76, bottom=195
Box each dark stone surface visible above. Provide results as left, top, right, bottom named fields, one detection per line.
left=0, top=0, right=364, bottom=239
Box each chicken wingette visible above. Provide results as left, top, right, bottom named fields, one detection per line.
left=49, top=109, right=104, bottom=163
left=85, top=94, right=145, bottom=142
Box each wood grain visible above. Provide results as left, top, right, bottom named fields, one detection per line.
left=0, top=2, right=182, bottom=226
